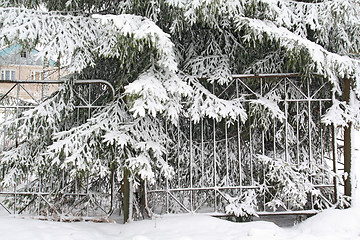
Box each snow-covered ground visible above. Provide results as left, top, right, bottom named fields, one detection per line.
left=0, top=132, right=359, bottom=240
left=0, top=208, right=359, bottom=240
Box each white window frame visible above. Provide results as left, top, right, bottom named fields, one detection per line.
left=30, top=70, right=43, bottom=80
left=1, top=69, right=16, bottom=80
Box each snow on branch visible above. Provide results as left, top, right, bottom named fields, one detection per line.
left=0, top=7, right=97, bottom=72
left=125, top=70, right=169, bottom=118
left=225, top=190, right=258, bottom=218
left=125, top=69, right=192, bottom=124
left=47, top=100, right=173, bottom=183
left=183, top=55, right=233, bottom=85
left=187, top=76, right=247, bottom=123
left=250, top=95, right=285, bottom=122
left=257, top=154, right=329, bottom=211
left=93, top=14, right=178, bottom=73
left=322, top=91, right=360, bottom=127
left=268, top=0, right=360, bottom=54
left=169, top=0, right=243, bottom=27
left=235, top=16, right=360, bottom=94
left=0, top=8, right=178, bottom=73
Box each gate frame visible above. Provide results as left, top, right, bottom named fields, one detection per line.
left=0, top=78, right=115, bottom=218
left=149, top=73, right=340, bottom=216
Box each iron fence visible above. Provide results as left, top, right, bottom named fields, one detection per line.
left=149, top=74, right=338, bottom=216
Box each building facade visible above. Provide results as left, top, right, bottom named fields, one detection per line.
left=0, top=44, right=63, bottom=101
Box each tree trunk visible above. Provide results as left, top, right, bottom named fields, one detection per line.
left=332, top=124, right=338, bottom=203
left=109, top=164, right=115, bottom=215
left=343, top=78, right=352, bottom=198
left=123, top=168, right=130, bottom=223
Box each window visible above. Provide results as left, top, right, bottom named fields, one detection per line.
left=31, top=71, right=43, bottom=80
left=21, top=51, right=27, bottom=58
left=1, top=70, right=16, bottom=80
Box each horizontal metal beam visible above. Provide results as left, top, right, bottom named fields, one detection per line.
left=197, top=73, right=302, bottom=81
left=0, top=105, right=104, bottom=109
left=0, top=191, right=92, bottom=196
left=149, top=185, right=261, bottom=193
left=149, top=184, right=334, bottom=193
left=0, top=79, right=115, bottom=100
left=232, top=73, right=301, bottom=79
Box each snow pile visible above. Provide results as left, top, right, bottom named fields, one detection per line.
left=293, top=208, right=360, bottom=240
left=0, top=208, right=359, bottom=240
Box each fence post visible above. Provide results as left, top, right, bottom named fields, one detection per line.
left=123, top=168, right=131, bottom=223
left=343, top=78, right=352, bottom=198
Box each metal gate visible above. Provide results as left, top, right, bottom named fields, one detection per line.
left=0, top=74, right=340, bottom=219
left=149, top=73, right=338, bottom=216
left=0, top=79, right=115, bottom=219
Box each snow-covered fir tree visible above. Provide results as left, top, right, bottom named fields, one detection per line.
left=0, top=0, right=360, bottom=221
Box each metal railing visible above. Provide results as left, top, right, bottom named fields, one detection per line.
left=0, top=74, right=341, bottom=219
left=149, top=73, right=338, bottom=216
left=0, top=79, right=115, bottom=218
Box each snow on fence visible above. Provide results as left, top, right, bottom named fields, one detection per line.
left=0, top=79, right=115, bottom=218
left=149, top=74, right=338, bottom=217
left=0, top=74, right=340, bottom=219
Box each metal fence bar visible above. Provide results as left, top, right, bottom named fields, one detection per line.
left=165, top=121, right=169, bottom=213
left=189, top=120, right=193, bottom=212
left=296, top=101, right=300, bottom=165
left=261, top=78, right=266, bottom=211
left=0, top=79, right=115, bottom=99
left=320, top=101, right=325, bottom=183
left=236, top=78, right=242, bottom=186
left=177, top=126, right=181, bottom=188
left=307, top=78, right=315, bottom=209
left=249, top=114, right=254, bottom=185
left=284, top=78, right=289, bottom=162
left=225, top=122, right=229, bottom=186
left=201, top=118, right=204, bottom=187
left=213, top=118, right=217, bottom=211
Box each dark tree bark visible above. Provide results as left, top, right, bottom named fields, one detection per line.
left=343, top=78, right=352, bottom=198
left=123, top=168, right=130, bottom=223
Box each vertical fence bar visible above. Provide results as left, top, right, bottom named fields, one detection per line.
left=284, top=78, right=289, bottom=162
left=273, top=119, right=277, bottom=159
left=296, top=101, right=300, bottom=165
left=249, top=111, right=254, bottom=185
left=213, top=118, right=217, bottom=211
left=16, top=84, right=19, bottom=147
left=165, top=121, right=169, bottom=213
left=261, top=78, right=266, bottom=210
left=213, top=83, right=217, bottom=212
left=201, top=118, right=204, bottom=187
left=75, top=177, right=78, bottom=214
left=37, top=174, right=41, bottom=216
left=189, top=120, right=193, bottom=212
left=76, top=107, right=80, bottom=125
left=14, top=183, right=16, bottom=214
left=307, top=78, right=314, bottom=209
left=332, top=124, right=338, bottom=203
left=225, top=121, right=229, bottom=186
left=319, top=101, right=325, bottom=183
left=236, top=79, right=242, bottom=186
left=86, top=174, right=89, bottom=217
left=88, top=84, right=91, bottom=118
left=177, top=124, right=181, bottom=188
left=261, top=78, right=265, bottom=156
left=14, top=83, right=20, bottom=214
left=307, top=77, right=313, bottom=167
